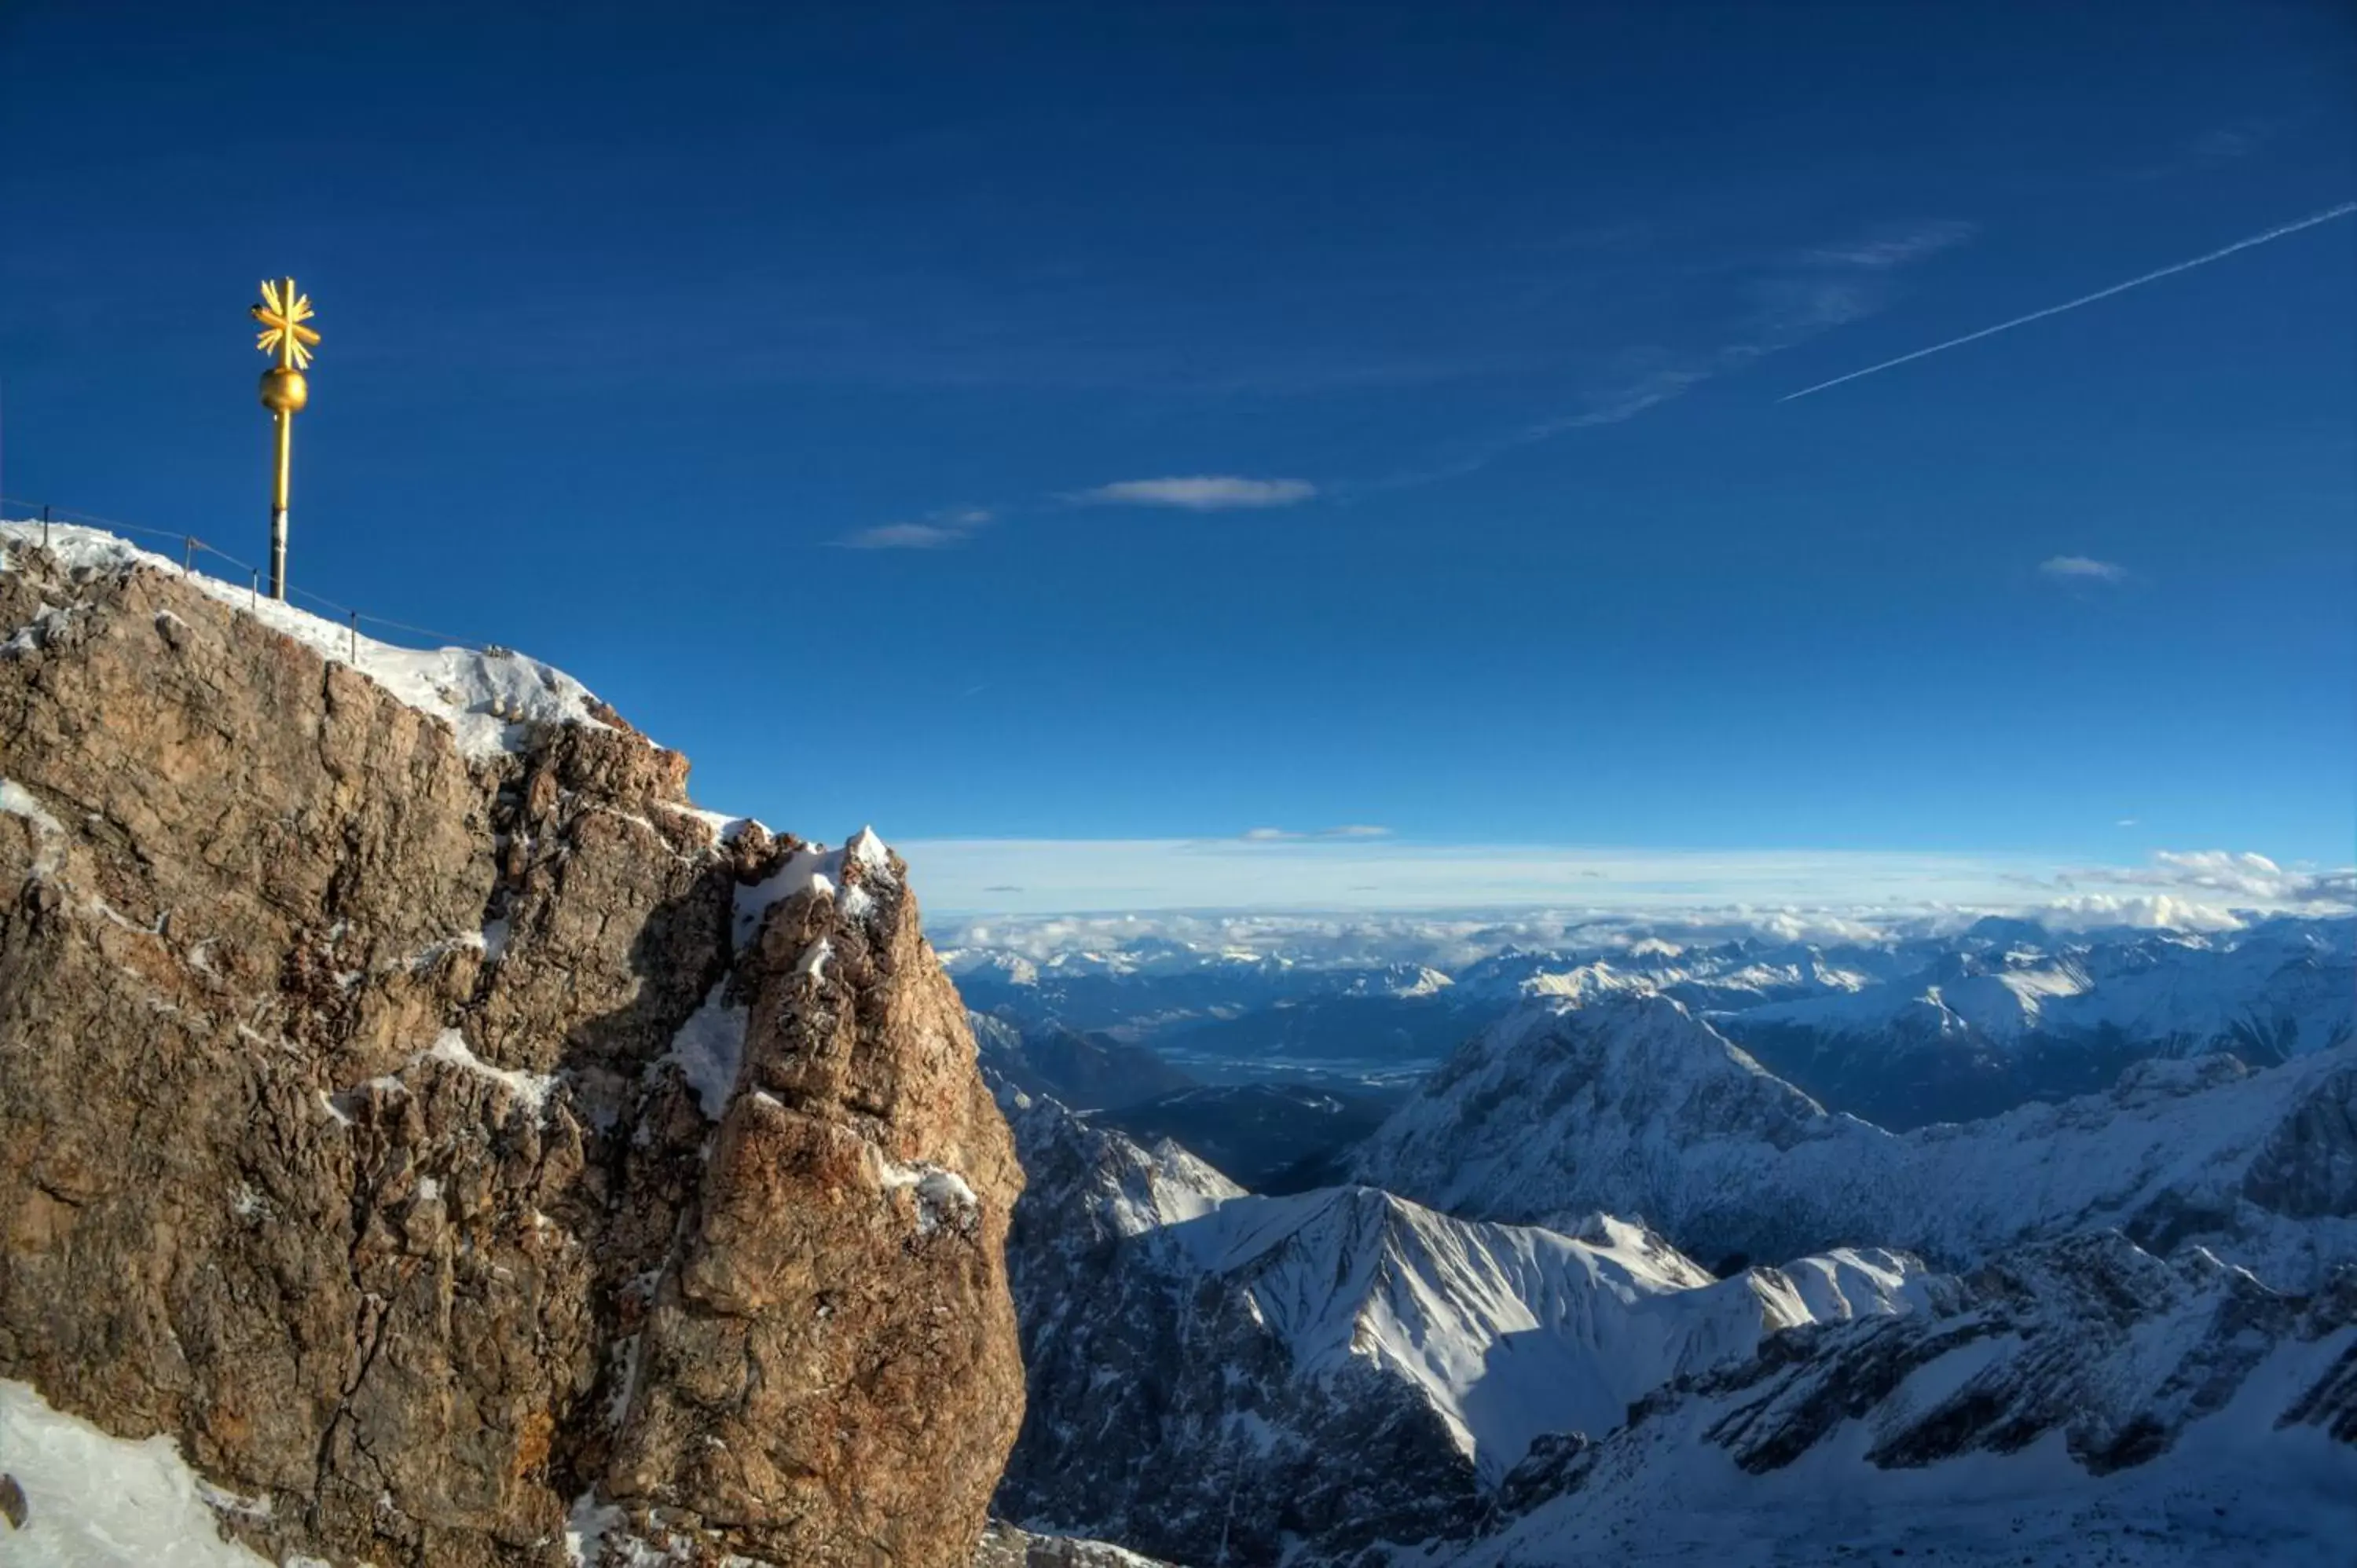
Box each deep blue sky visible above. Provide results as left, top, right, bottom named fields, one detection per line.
left=4, top=2, right=2352, bottom=897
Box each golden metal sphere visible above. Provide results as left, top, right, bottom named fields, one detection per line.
left=260, top=366, right=310, bottom=413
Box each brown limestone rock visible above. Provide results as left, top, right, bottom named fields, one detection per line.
left=609, top=837, right=1025, bottom=1564
left=0, top=535, right=1022, bottom=1568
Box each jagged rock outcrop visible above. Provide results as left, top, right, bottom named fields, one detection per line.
left=0, top=526, right=1022, bottom=1567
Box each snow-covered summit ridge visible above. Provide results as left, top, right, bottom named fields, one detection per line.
left=1150, top=1178, right=1938, bottom=1480
left=2, top=520, right=613, bottom=762
left=995, top=1079, right=1244, bottom=1242
left=1002, top=1082, right=1937, bottom=1481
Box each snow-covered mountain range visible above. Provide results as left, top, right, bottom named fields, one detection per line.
left=996, top=991, right=2357, bottom=1566
left=1469, top=1231, right=2357, bottom=1566
left=970, top=1010, right=1200, bottom=1110
left=1719, top=917, right=2352, bottom=1126
left=1732, top=918, right=2351, bottom=1057
left=994, top=1079, right=1945, bottom=1564
left=968, top=905, right=2357, bottom=1564
left=949, top=914, right=2354, bottom=1134
left=1349, top=991, right=2357, bottom=1288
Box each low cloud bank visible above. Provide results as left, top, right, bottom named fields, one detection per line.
left=898, top=837, right=2354, bottom=944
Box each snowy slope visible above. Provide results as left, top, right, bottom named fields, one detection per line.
left=996, top=1082, right=1243, bottom=1243
left=1153, top=1189, right=1936, bottom=1482
left=975, top=1523, right=1181, bottom=1567
left=2, top=522, right=615, bottom=761
left=1350, top=992, right=2357, bottom=1288
left=996, top=1086, right=1941, bottom=1566
left=0, top=1379, right=279, bottom=1566
left=1457, top=1233, right=2357, bottom=1567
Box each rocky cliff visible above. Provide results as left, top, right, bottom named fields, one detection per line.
left=0, top=524, right=1024, bottom=1566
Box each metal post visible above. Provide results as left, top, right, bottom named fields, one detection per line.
left=41, top=503, right=50, bottom=548
left=347, top=610, right=358, bottom=661
left=269, top=410, right=292, bottom=600
left=251, top=570, right=259, bottom=609
left=184, top=536, right=196, bottom=572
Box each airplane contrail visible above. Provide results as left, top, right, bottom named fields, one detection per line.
left=1780, top=200, right=2357, bottom=402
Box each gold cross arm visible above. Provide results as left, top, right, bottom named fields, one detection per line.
left=251, top=279, right=321, bottom=369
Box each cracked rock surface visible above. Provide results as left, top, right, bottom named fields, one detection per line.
left=0, top=537, right=1022, bottom=1567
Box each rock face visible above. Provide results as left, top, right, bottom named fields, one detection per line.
left=0, top=526, right=1022, bottom=1567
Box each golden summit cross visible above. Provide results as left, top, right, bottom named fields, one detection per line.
left=251, top=277, right=321, bottom=600
left=252, top=279, right=320, bottom=370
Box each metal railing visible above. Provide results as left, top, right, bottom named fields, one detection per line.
left=0, top=495, right=489, bottom=658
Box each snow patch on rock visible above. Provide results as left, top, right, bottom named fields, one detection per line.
left=654, top=981, right=750, bottom=1119
left=878, top=1155, right=981, bottom=1234
left=0, top=1377, right=276, bottom=1566
left=0, top=779, right=65, bottom=877
left=423, top=1028, right=559, bottom=1115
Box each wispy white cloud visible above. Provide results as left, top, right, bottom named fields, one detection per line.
left=2189, top=126, right=2265, bottom=167
left=831, top=507, right=995, bottom=551
left=1075, top=475, right=1318, bottom=511
left=2068, top=849, right=2355, bottom=907
left=2126, top=119, right=2287, bottom=183
left=834, top=522, right=968, bottom=550
left=1241, top=824, right=1394, bottom=842
left=900, top=839, right=2058, bottom=914
left=1739, top=278, right=1884, bottom=343
left=1387, top=218, right=1978, bottom=482
left=1802, top=221, right=1978, bottom=269
left=2039, top=555, right=2128, bottom=584
left=1529, top=367, right=1718, bottom=434
left=1986, top=892, right=2250, bottom=934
